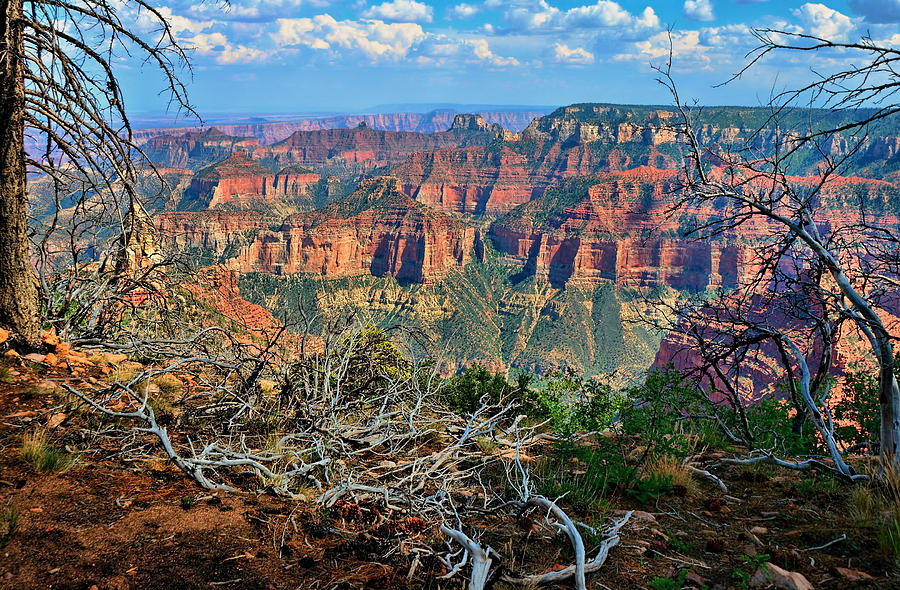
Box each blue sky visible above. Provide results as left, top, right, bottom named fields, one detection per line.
left=119, top=1, right=900, bottom=115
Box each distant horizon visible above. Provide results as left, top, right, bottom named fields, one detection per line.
left=117, top=1, right=900, bottom=116
left=127, top=98, right=894, bottom=131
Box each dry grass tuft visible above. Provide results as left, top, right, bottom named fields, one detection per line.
left=646, top=455, right=698, bottom=497
left=21, top=429, right=76, bottom=473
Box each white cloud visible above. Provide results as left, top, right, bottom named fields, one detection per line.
left=683, top=0, right=715, bottom=22
left=134, top=6, right=213, bottom=35
left=274, top=15, right=428, bottom=60
left=185, top=32, right=228, bottom=54
left=218, top=44, right=267, bottom=64
left=362, top=0, right=434, bottom=23
left=470, top=39, right=520, bottom=66
left=792, top=3, right=859, bottom=41
left=449, top=3, right=480, bottom=19
left=849, top=0, right=900, bottom=23
left=553, top=43, right=594, bottom=64
left=613, top=30, right=711, bottom=69
left=173, top=0, right=310, bottom=22
left=184, top=32, right=266, bottom=64
left=500, top=1, right=660, bottom=36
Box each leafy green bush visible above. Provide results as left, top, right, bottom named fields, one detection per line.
left=746, top=395, right=819, bottom=456
left=621, top=366, right=702, bottom=459
left=833, top=364, right=885, bottom=448
left=440, top=364, right=513, bottom=415
left=533, top=369, right=625, bottom=435
left=442, top=366, right=624, bottom=435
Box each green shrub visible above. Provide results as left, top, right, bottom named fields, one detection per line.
left=534, top=369, right=625, bottom=435
left=648, top=569, right=686, bottom=590
left=621, top=367, right=701, bottom=459
left=833, top=364, right=885, bottom=448
left=746, top=395, right=819, bottom=456
left=440, top=364, right=513, bottom=415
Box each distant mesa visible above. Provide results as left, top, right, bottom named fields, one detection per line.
left=132, top=108, right=549, bottom=146
left=180, top=152, right=320, bottom=210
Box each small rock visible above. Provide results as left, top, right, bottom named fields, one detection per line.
left=41, top=331, right=62, bottom=348
left=105, top=353, right=128, bottom=364
left=43, top=353, right=58, bottom=367
left=750, top=526, right=768, bottom=535
left=785, top=529, right=802, bottom=539
left=834, top=567, right=874, bottom=582
left=37, top=379, right=57, bottom=391
left=749, top=562, right=814, bottom=590
left=4, top=349, right=19, bottom=359
left=46, top=413, right=67, bottom=429
left=24, top=353, right=46, bottom=364
left=630, top=510, right=657, bottom=522
left=685, top=571, right=705, bottom=586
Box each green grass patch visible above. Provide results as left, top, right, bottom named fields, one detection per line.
left=21, top=430, right=76, bottom=473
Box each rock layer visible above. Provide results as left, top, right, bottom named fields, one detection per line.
left=230, top=177, right=479, bottom=282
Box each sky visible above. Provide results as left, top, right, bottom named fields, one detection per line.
left=117, top=0, right=900, bottom=116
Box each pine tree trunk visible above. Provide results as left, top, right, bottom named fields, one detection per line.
left=0, top=0, right=40, bottom=349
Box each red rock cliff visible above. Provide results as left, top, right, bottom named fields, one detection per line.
left=230, top=177, right=479, bottom=282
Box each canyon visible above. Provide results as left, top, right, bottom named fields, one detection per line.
left=139, top=103, right=900, bottom=379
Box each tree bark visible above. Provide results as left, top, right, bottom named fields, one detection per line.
left=876, top=337, right=900, bottom=465
left=0, top=0, right=40, bottom=349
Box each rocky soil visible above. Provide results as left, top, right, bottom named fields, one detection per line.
left=0, top=335, right=896, bottom=589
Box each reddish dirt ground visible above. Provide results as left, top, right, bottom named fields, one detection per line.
left=0, top=354, right=897, bottom=589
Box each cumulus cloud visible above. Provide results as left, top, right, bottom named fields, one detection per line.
left=792, top=3, right=859, bottom=41
left=449, top=3, right=480, bottom=19
left=170, top=0, right=310, bottom=23
left=848, top=0, right=900, bottom=22
left=470, top=39, right=520, bottom=66
left=499, top=1, right=660, bottom=36
left=683, top=0, right=715, bottom=22
left=274, top=15, right=428, bottom=60
left=133, top=6, right=213, bottom=35
left=362, top=0, right=434, bottom=23
left=184, top=32, right=266, bottom=64
left=553, top=43, right=594, bottom=64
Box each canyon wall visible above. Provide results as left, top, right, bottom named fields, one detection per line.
left=227, top=177, right=479, bottom=282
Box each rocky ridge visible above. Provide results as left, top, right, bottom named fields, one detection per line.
left=132, top=108, right=549, bottom=145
